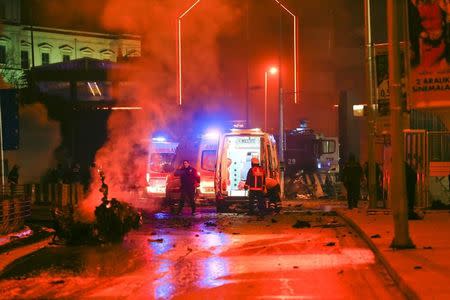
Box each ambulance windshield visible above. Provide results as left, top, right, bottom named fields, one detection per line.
left=150, top=153, right=175, bottom=173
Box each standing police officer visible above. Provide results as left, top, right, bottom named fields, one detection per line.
left=176, top=160, right=200, bottom=215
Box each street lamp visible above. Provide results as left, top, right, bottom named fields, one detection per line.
left=264, top=66, right=278, bottom=131
left=177, top=0, right=298, bottom=105
left=273, top=0, right=298, bottom=103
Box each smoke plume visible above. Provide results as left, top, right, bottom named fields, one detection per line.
left=78, top=0, right=241, bottom=219
left=5, top=103, right=61, bottom=183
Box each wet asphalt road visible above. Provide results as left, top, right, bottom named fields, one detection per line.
left=0, top=206, right=405, bottom=299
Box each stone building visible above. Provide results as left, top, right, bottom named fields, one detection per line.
left=0, top=0, right=141, bottom=87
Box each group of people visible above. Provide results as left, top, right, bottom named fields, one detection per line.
left=174, top=157, right=281, bottom=216
left=342, top=154, right=425, bottom=219
left=342, top=154, right=386, bottom=210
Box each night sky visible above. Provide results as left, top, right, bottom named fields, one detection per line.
left=20, top=0, right=390, bottom=136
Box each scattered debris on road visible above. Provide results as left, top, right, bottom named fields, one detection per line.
left=292, top=220, right=311, bottom=228
left=325, top=242, right=336, bottom=247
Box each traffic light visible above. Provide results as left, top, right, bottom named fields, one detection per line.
left=0, top=89, right=19, bottom=150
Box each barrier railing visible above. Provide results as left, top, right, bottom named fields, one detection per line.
left=27, top=183, right=85, bottom=208
left=0, top=185, right=31, bottom=235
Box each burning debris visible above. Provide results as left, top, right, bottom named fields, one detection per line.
left=52, top=168, right=142, bottom=245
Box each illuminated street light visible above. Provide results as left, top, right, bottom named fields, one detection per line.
left=273, top=0, right=298, bottom=103
left=264, top=66, right=278, bottom=131
left=177, top=0, right=298, bottom=105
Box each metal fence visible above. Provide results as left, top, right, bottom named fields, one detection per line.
left=404, top=130, right=450, bottom=208
left=26, top=183, right=85, bottom=208
left=428, top=132, right=450, bottom=162
left=0, top=185, right=31, bottom=235
left=0, top=183, right=85, bottom=234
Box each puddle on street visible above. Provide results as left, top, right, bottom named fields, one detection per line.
left=1, top=242, right=146, bottom=279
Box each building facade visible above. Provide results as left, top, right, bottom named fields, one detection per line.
left=0, top=0, right=141, bottom=87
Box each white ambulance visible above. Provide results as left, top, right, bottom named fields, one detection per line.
left=145, top=137, right=178, bottom=198
left=214, top=128, right=279, bottom=211
left=196, top=130, right=220, bottom=200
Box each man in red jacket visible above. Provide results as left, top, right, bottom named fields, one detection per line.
left=245, top=157, right=266, bottom=215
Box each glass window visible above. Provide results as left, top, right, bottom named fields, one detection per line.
left=63, top=54, right=70, bottom=62
left=21, top=51, right=29, bottom=69
left=322, top=140, right=336, bottom=154
left=149, top=153, right=175, bottom=173
left=201, top=150, right=217, bottom=171
left=0, top=45, right=6, bottom=64
left=41, top=53, right=50, bottom=65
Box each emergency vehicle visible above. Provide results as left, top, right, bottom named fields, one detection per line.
left=165, top=130, right=219, bottom=205
left=284, top=127, right=340, bottom=176
left=196, top=130, right=220, bottom=200
left=214, top=128, right=279, bottom=211
left=145, top=137, right=178, bottom=198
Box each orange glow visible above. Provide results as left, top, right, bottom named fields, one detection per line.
left=269, top=66, right=278, bottom=75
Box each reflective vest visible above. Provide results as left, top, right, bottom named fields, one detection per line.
left=247, top=166, right=265, bottom=191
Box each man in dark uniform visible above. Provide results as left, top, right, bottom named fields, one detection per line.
left=244, top=157, right=266, bottom=215
left=176, top=160, right=200, bottom=215
left=343, top=154, right=363, bottom=209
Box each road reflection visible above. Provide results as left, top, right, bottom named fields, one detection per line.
left=149, top=218, right=232, bottom=298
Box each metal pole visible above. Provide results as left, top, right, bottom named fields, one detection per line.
left=278, top=1, right=285, bottom=199
left=246, top=0, right=250, bottom=127
left=364, top=0, right=377, bottom=208
left=387, top=0, right=414, bottom=249
left=0, top=97, right=4, bottom=186
left=30, top=5, right=35, bottom=68
left=279, top=88, right=284, bottom=198
left=264, top=71, right=268, bottom=131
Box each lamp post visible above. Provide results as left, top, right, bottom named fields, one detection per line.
left=264, top=66, right=278, bottom=131
left=273, top=0, right=298, bottom=103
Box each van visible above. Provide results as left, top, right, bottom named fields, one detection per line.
left=214, top=128, right=279, bottom=211
left=145, top=137, right=178, bottom=198
left=196, top=130, right=220, bottom=200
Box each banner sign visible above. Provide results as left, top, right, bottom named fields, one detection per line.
left=408, top=0, right=450, bottom=108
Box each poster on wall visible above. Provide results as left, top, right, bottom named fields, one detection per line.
left=408, top=0, right=450, bottom=108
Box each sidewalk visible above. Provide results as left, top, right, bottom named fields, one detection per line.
left=338, top=207, right=450, bottom=299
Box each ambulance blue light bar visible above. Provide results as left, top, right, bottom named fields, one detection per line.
left=203, top=129, right=221, bottom=140
left=152, top=136, right=167, bottom=142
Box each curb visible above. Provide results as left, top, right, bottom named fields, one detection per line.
left=336, top=210, right=420, bottom=300
left=0, top=237, right=53, bottom=276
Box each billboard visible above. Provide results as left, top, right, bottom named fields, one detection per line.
left=408, top=0, right=450, bottom=108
